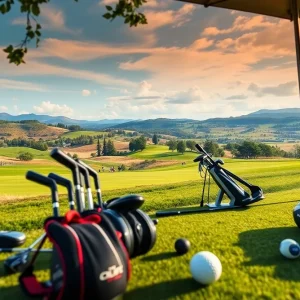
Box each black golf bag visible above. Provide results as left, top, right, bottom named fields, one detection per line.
left=19, top=210, right=131, bottom=300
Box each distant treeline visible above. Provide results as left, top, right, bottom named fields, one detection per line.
left=225, top=141, right=289, bottom=158
left=0, top=138, right=48, bottom=151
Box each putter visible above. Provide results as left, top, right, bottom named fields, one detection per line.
left=3, top=171, right=59, bottom=274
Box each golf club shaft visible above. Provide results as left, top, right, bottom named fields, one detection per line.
left=0, top=248, right=52, bottom=253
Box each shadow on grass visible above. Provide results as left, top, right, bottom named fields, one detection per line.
left=124, top=278, right=202, bottom=300
left=237, top=226, right=300, bottom=281
left=251, top=199, right=300, bottom=208
left=154, top=205, right=250, bottom=218
left=141, top=251, right=178, bottom=262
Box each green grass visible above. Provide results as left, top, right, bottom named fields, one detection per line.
left=130, top=145, right=197, bottom=161
left=62, top=131, right=106, bottom=138
left=2, top=151, right=300, bottom=298
left=0, top=147, right=50, bottom=159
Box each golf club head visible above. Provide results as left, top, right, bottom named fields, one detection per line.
left=105, top=194, right=145, bottom=212
left=4, top=250, right=30, bottom=274
left=0, top=231, right=26, bottom=248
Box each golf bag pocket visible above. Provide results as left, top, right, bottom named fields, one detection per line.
left=19, top=210, right=131, bottom=300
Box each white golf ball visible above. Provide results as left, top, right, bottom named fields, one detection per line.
left=189, top=251, right=222, bottom=285
left=279, top=239, right=300, bottom=259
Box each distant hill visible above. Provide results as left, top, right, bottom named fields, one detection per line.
left=112, top=108, right=300, bottom=142
left=0, top=121, right=67, bottom=140
left=0, top=113, right=133, bottom=129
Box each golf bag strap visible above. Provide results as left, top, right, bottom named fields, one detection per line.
left=19, top=235, right=53, bottom=297
left=19, top=211, right=101, bottom=298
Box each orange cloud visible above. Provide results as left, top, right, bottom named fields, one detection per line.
left=203, top=15, right=275, bottom=36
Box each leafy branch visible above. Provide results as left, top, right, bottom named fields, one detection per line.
left=1, top=0, right=148, bottom=66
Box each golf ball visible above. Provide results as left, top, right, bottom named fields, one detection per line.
left=190, top=251, right=222, bottom=285
left=279, top=239, right=300, bottom=259
left=175, top=238, right=190, bottom=255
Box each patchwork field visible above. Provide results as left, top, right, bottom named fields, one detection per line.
left=1, top=146, right=300, bottom=299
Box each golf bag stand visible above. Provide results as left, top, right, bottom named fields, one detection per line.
left=156, top=144, right=264, bottom=217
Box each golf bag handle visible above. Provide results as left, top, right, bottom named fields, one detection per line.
left=26, top=171, right=59, bottom=217
left=76, top=159, right=103, bottom=209
left=48, top=173, right=75, bottom=210
left=195, top=144, right=215, bottom=166
left=50, top=148, right=83, bottom=212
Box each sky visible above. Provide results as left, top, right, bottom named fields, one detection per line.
left=0, top=0, right=299, bottom=121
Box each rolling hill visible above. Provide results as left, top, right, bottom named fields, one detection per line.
left=0, top=121, right=67, bottom=140
left=0, top=113, right=133, bottom=129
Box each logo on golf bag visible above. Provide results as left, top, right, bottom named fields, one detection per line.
left=99, top=264, right=124, bottom=282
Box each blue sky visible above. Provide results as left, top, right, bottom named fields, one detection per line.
left=0, top=0, right=299, bottom=120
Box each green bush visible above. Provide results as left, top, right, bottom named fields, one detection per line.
left=17, top=152, right=34, bottom=161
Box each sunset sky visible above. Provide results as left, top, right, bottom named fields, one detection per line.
left=0, top=0, right=299, bottom=120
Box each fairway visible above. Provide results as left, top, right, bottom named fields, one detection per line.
left=2, top=147, right=300, bottom=299
left=1, top=157, right=300, bottom=299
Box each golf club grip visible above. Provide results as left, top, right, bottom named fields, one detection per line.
left=26, top=171, right=59, bottom=216
left=26, top=171, right=57, bottom=189
left=48, top=173, right=72, bottom=188
left=48, top=173, right=75, bottom=209
left=50, top=148, right=77, bottom=170
left=50, top=148, right=83, bottom=212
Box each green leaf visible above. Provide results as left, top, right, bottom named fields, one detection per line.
left=103, top=12, right=112, bottom=19
left=27, top=31, right=35, bottom=39
left=105, top=5, right=112, bottom=11
left=35, top=30, right=41, bottom=37
left=0, top=3, right=6, bottom=14
left=6, top=1, right=11, bottom=12
left=31, top=3, right=40, bottom=16
left=3, top=45, right=13, bottom=53
left=36, top=23, right=41, bottom=30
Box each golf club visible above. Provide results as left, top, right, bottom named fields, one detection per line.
left=3, top=171, right=59, bottom=274
left=48, top=173, right=75, bottom=210
left=50, top=147, right=83, bottom=212
left=76, top=158, right=103, bottom=209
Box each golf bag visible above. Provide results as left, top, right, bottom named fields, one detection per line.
left=87, top=195, right=157, bottom=259
left=19, top=210, right=130, bottom=300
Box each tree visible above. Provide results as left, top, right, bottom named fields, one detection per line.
left=167, top=139, right=177, bottom=152
left=72, top=153, right=78, bottom=159
left=97, top=139, right=102, bottom=157
left=177, top=140, right=186, bottom=154
left=129, top=139, right=136, bottom=152
left=1, top=0, right=148, bottom=65
left=107, top=139, right=117, bottom=156
left=186, top=140, right=196, bottom=151
left=17, top=151, right=34, bottom=161
left=102, top=138, right=107, bottom=156
left=136, top=136, right=146, bottom=151
left=152, top=134, right=158, bottom=145
left=203, top=140, right=224, bottom=157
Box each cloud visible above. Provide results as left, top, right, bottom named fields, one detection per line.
left=248, top=81, right=297, bottom=97
left=225, top=94, right=248, bottom=100
left=33, top=101, right=73, bottom=116
left=166, top=87, right=205, bottom=104
left=82, top=89, right=91, bottom=96
left=0, top=106, right=8, bottom=112
left=12, top=5, right=81, bottom=35
left=202, top=15, right=275, bottom=36
left=0, top=51, right=135, bottom=88
left=0, top=79, right=46, bottom=92
left=190, top=38, right=214, bottom=50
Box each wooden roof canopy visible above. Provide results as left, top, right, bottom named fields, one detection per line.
left=176, top=0, right=300, bottom=95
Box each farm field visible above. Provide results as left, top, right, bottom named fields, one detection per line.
left=1, top=146, right=300, bottom=299
left=61, top=130, right=106, bottom=139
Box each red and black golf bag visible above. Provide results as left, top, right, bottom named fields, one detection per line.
left=19, top=210, right=131, bottom=300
